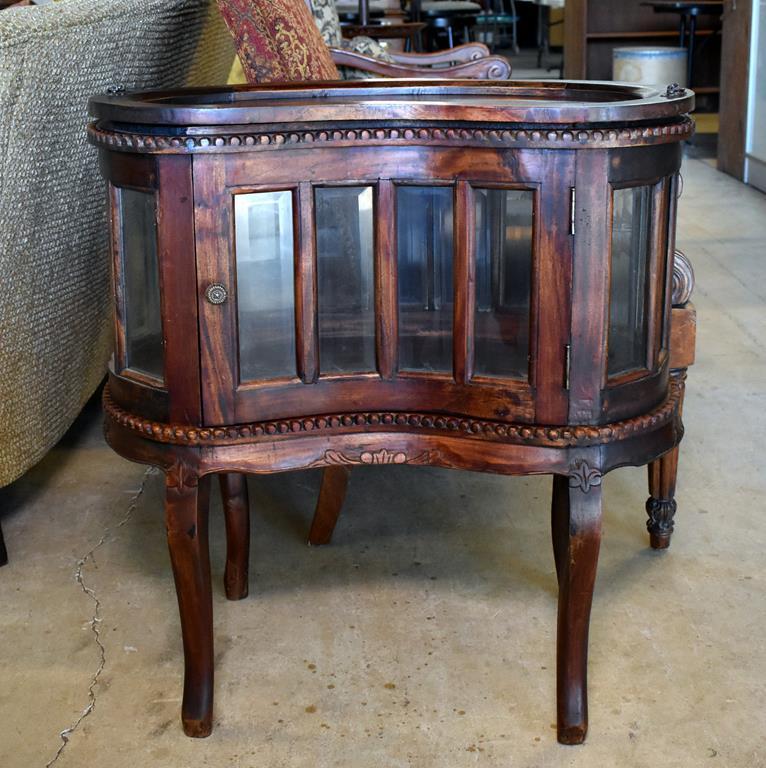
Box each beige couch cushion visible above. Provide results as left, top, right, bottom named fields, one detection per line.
left=0, top=0, right=234, bottom=487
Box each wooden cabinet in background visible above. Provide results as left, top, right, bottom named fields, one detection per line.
left=564, top=0, right=722, bottom=101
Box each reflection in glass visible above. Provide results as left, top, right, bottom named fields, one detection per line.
left=608, top=185, right=652, bottom=377
left=315, top=186, right=375, bottom=374
left=397, top=186, right=454, bottom=373
left=474, top=188, right=533, bottom=379
left=235, top=190, right=295, bottom=381
left=120, top=188, right=163, bottom=380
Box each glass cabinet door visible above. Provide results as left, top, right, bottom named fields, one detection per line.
left=234, top=190, right=296, bottom=382
left=396, top=185, right=454, bottom=373
left=607, top=185, right=653, bottom=378
left=119, top=187, right=163, bottom=381
left=315, top=186, right=375, bottom=374
left=473, top=188, right=534, bottom=380
left=197, top=153, right=567, bottom=426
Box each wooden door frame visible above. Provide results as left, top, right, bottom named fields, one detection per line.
left=718, top=0, right=753, bottom=179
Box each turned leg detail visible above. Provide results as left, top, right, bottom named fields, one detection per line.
left=646, top=447, right=679, bottom=550
left=165, top=468, right=214, bottom=738
left=646, top=369, right=686, bottom=550
left=552, top=466, right=603, bottom=745
left=219, top=473, right=250, bottom=600
left=308, top=466, right=351, bottom=546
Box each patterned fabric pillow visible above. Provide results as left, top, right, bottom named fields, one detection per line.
left=338, top=35, right=396, bottom=80
left=342, top=35, right=395, bottom=62
left=308, top=0, right=343, bottom=47
left=216, top=0, right=339, bottom=83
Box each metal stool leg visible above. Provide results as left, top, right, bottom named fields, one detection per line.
left=687, top=12, right=697, bottom=86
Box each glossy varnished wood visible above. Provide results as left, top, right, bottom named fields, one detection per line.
left=329, top=47, right=511, bottom=79
left=219, top=473, right=250, bottom=599
left=554, top=476, right=603, bottom=744
left=90, top=81, right=695, bottom=744
left=308, top=467, right=351, bottom=545
left=164, top=471, right=213, bottom=737
left=157, top=155, right=202, bottom=423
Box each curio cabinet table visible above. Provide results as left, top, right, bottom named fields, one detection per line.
left=88, top=79, right=696, bottom=744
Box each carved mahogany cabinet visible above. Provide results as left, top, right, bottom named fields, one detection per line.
left=88, top=80, right=695, bottom=744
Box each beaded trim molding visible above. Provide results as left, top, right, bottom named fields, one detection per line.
left=103, top=377, right=683, bottom=449
left=88, top=117, right=695, bottom=154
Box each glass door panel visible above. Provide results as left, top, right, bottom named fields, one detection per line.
left=315, top=186, right=375, bottom=374
left=119, top=188, right=163, bottom=381
left=608, top=185, right=652, bottom=378
left=474, top=188, right=534, bottom=380
left=396, top=186, right=454, bottom=373
left=234, top=190, right=296, bottom=382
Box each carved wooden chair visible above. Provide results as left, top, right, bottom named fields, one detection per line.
left=646, top=249, right=695, bottom=548
left=308, top=0, right=512, bottom=78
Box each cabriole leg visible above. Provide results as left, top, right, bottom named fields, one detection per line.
left=646, top=447, right=679, bottom=549
left=308, top=466, right=351, bottom=546
left=219, top=473, right=250, bottom=600
left=165, top=469, right=214, bottom=738
left=551, top=474, right=570, bottom=584
left=553, top=472, right=603, bottom=745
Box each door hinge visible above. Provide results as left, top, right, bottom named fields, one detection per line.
left=569, top=187, right=576, bottom=236
left=564, top=343, right=571, bottom=390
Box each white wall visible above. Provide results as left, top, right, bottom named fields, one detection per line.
left=745, top=0, right=766, bottom=191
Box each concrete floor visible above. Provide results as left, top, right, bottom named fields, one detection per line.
left=1, top=156, right=765, bottom=767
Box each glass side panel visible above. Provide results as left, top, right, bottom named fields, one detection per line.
left=235, top=190, right=296, bottom=382
left=396, top=186, right=454, bottom=373
left=315, top=186, right=375, bottom=374
left=120, top=188, right=163, bottom=380
left=474, top=188, right=534, bottom=380
left=608, top=185, right=653, bottom=378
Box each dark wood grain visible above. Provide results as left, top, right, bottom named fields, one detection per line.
left=165, top=470, right=213, bottom=737
left=219, top=473, right=250, bottom=599
left=308, top=467, right=351, bottom=545
left=329, top=47, right=511, bottom=79
left=388, top=42, right=490, bottom=64
left=647, top=445, right=679, bottom=549
left=550, top=474, right=570, bottom=584
left=568, top=150, right=609, bottom=424
left=375, top=180, right=398, bottom=380
left=718, top=0, right=752, bottom=179
left=193, top=156, right=236, bottom=425
left=647, top=177, right=671, bottom=370
left=157, top=156, right=202, bottom=423
left=297, top=183, right=319, bottom=384
left=555, top=474, right=603, bottom=745
left=453, top=180, right=473, bottom=385
left=534, top=152, right=574, bottom=425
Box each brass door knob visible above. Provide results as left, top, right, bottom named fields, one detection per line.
left=205, top=283, right=228, bottom=305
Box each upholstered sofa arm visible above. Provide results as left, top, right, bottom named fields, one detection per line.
left=0, top=0, right=233, bottom=491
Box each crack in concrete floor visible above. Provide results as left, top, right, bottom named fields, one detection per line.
left=45, top=467, right=156, bottom=768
